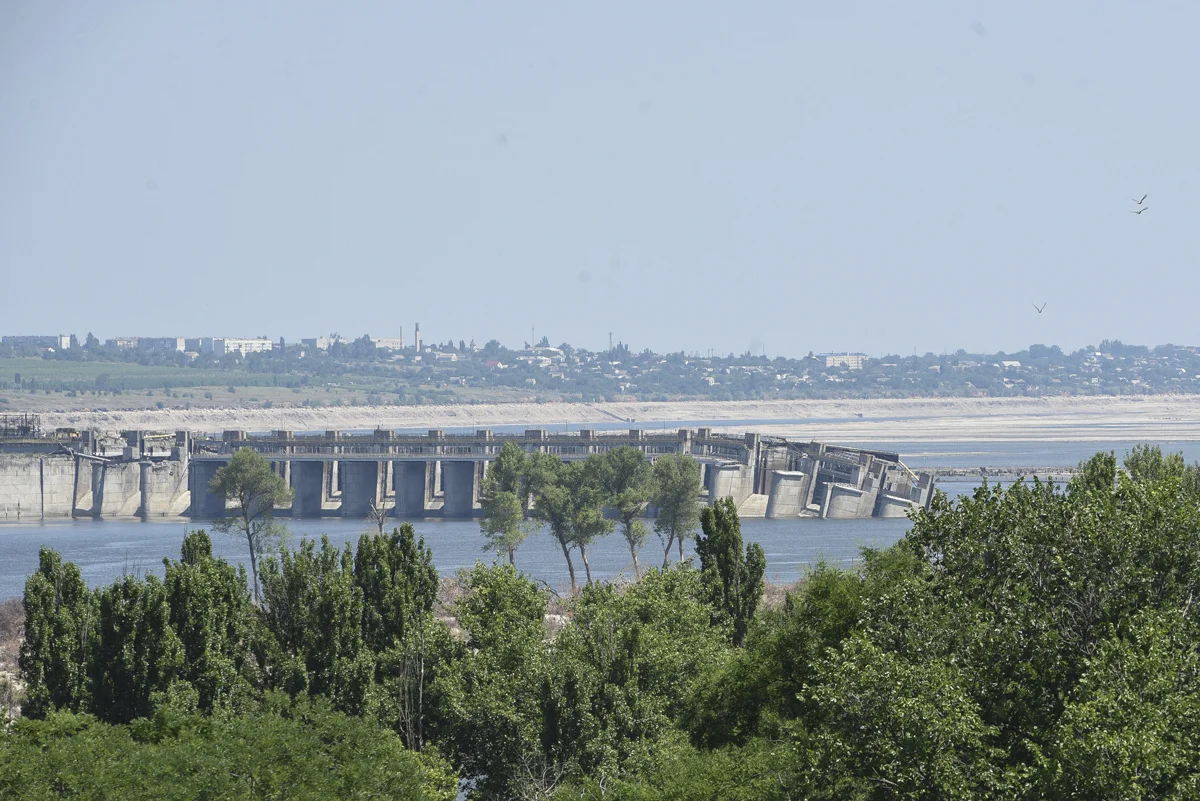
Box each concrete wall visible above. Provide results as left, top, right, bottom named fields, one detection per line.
left=765, top=471, right=810, bottom=519
left=93, top=462, right=142, bottom=517
left=291, top=461, right=325, bottom=516
left=707, top=463, right=755, bottom=505
left=442, top=460, right=479, bottom=517
left=140, top=460, right=190, bottom=517
left=395, top=462, right=431, bottom=517
left=189, top=459, right=227, bottom=518
left=876, top=493, right=916, bottom=518
left=0, top=454, right=77, bottom=519
left=3, top=433, right=937, bottom=522
left=340, top=461, right=380, bottom=518
left=823, top=484, right=872, bottom=519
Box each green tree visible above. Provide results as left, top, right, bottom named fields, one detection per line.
left=90, top=574, right=185, bottom=724
left=547, top=567, right=733, bottom=785
left=258, top=537, right=374, bottom=716
left=596, top=446, right=653, bottom=578
left=568, top=458, right=615, bottom=585
left=209, top=447, right=293, bottom=605
left=685, top=556, right=887, bottom=748
left=1124, top=443, right=1186, bottom=482
left=808, top=636, right=1008, bottom=800
left=432, top=564, right=549, bottom=799
left=530, top=458, right=583, bottom=592
left=696, top=497, right=765, bottom=647
left=0, top=695, right=456, bottom=800
left=479, top=443, right=536, bottom=564
left=652, top=454, right=702, bottom=568
left=480, top=492, right=533, bottom=565
left=1040, top=608, right=1200, bottom=799
left=1073, top=450, right=1118, bottom=492
left=19, top=549, right=95, bottom=718
left=353, top=525, right=438, bottom=653
left=162, top=530, right=259, bottom=712
left=353, top=525, right=442, bottom=749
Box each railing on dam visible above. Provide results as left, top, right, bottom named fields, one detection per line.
left=190, top=427, right=758, bottom=464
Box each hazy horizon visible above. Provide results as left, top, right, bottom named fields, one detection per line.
left=3, top=2, right=1197, bottom=356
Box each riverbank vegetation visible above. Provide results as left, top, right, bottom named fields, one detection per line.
left=4, top=446, right=1200, bottom=798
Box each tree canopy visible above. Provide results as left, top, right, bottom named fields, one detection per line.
left=208, top=447, right=293, bottom=604
left=13, top=447, right=1200, bottom=799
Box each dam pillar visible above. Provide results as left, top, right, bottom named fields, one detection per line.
left=189, top=460, right=227, bottom=518
left=823, top=484, right=872, bottom=519
left=340, top=461, right=380, bottom=518
left=395, top=461, right=431, bottom=517
left=766, top=471, right=809, bottom=519
left=139, top=459, right=189, bottom=518
left=73, top=457, right=96, bottom=516
left=442, top=460, right=478, bottom=517
left=291, top=461, right=325, bottom=517
left=706, top=463, right=754, bottom=505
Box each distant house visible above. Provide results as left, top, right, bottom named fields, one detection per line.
left=1000, top=360, right=1022, bottom=369
left=138, top=337, right=186, bottom=352
left=203, top=337, right=274, bottom=356
left=820, top=352, right=867, bottom=370
left=10, top=335, right=71, bottom=349
left=301, top=337, right=341, bottom=351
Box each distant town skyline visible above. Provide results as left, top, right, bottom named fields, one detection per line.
left=0, top=326, right=1184, bottom=361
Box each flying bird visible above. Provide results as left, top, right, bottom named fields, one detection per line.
left=1033, top=302, right=1047, bottom=314
left=1131, top=207, right=1149, bottom=215
left=1132, top=194, right=1147, bottom=205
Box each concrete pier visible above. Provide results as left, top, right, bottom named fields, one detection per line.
left=340, top=461, right=380, bottom=518
left=441, top=460, right=479, bottom=518
left=395, top=461, right=431, bottom=517
left=707, top=463, right=755, bottom=506
left=765, top=471, right=812, bottom=519
left=290, top=460, right=325, bottom=517
left=189, top=459, right=227, bottom=518
left=140, top=460, right=190, bottom=517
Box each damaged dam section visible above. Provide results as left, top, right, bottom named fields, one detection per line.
left=0, top=416, right=935, bottom=522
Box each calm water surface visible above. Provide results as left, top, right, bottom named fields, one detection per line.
left=0, top=481, right=988, bottom=600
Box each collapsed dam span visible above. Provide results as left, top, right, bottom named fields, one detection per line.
left=0, top=420, right=935, bottom=522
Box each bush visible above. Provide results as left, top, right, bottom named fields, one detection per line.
left=0, top=696, right=456, bottom=800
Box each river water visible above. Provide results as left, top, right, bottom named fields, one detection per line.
left=0, top=479, right=972, bottom=600
left=2, top=437, right=1197, bottom=600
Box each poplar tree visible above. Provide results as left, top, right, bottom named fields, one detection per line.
left=696, top=497, right=765, bottom=647
left=19, top=549, right=95, bottom=718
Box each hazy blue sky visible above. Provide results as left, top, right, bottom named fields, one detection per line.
left=2, top=1, right=1196, bottom=357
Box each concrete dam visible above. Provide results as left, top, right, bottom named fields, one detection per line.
left=0, top=422, right=936, bottom=522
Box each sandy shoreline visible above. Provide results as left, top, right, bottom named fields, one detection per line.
left=31, top=395, right=1200, bottom=444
